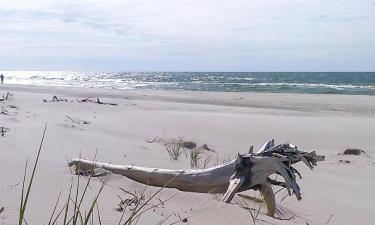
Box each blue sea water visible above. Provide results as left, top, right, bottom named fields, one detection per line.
left=1, top=71, right=375, bottom=95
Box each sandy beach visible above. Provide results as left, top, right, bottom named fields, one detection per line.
left=1, top=84, right=375, bottom=225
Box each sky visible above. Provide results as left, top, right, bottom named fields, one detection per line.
left=0, top=0, right=374, bottom=71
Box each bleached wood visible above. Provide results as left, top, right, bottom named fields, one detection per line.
left=69, top=141, right=324, bottom=217
left=222, top=176, right=245, bottom=203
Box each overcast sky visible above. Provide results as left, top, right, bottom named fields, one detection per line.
left=0, top=0, right=374, bottom=71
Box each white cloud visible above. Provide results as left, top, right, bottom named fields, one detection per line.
left=0, top=0, right=374, bottom=71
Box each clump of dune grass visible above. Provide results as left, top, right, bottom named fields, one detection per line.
left=190, top=147, right=203, bottom=168
left=163, top=138, right=218, bottom=168
left=17, top=124, right=175, bottom=225
left=164, top=138, right=184, bottom=160
left=18, top=124, right=108, bottom=225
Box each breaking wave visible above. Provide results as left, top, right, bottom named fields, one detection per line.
left=1, top=71, right=374, bottom=95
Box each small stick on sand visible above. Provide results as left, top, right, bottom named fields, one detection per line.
left=326, top=214, right=334, bottom=225
left=146, top=136, right=158, bottom=143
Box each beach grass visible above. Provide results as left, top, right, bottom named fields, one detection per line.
left=17, top=124, right=178, bottom=225
left=164, top=139, right=184, bottom=161
left=190, top=147, right=202, bottom=168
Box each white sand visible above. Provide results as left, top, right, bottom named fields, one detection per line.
left=1, top=84, right=375, bottom=225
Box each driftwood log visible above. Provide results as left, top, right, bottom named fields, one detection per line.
left=69, top=140, right=324, bottom=217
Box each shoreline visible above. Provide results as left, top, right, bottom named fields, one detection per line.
left=3, top=82, right=375, bottom=96
left=2, top=83, right=375, bottom=117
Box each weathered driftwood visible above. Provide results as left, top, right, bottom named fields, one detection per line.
left=79, top=97, right=118, bottom=106
left=69, top=140, right=324, bottom=217
left=0, top=127, right=10, bottom=137
left=43, top=96, right=67, bottom=102
left=0, top=106, right=9, bottom=115
left=65, top=115, right=91, bottom=125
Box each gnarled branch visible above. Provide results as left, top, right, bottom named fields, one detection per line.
left=69, top=140, right=324, bottom=217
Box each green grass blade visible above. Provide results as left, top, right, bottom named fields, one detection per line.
left=48, top=192, right=62, bottom=225
left=96, top=203, right=102, bottom=225
left=72, top=165, right=81, bottom=224
left=83, top=178, right=107, bottom=225
left=19, top=124, right=47, bottom=224
left=18, top=159, right=28, bottom=225
left=63, top=179, right=73, bottom=225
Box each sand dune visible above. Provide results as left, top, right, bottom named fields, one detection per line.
left=1, top=84, right=374, bottom=225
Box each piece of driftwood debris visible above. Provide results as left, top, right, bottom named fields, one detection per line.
left=0, top=127, right=10, bottom=137
left=181, top=141, right=196, bottom=149
left=342, top=148, right=366, bottom=156
left=0, top=107, right=9, bottom=115
left=65, top=115, right=91, bottom=125
left=7, top=105, right=18, bottom=109
left=69, top=140, right=324, bottom=217
left=43, top=96, right=67, bottom=102
left=0, top=92, right=13, bottom=101
left=338, top=159, right=351, bottom=164
left=78, top=97, right=118, bottom=106
left=146, top=136, right=158, bottom=143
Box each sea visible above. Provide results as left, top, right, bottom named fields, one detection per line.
left=1, top=71, right=375, bottom=95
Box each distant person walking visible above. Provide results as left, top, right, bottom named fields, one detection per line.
left=0, top=74, right=4, bottom=84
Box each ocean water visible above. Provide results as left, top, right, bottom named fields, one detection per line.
left=1, top=71, right=375, bottom=95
